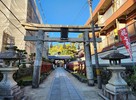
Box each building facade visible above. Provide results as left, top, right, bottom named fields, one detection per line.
left=86, top=0, right=136, bottom=64
left=0, top=0, right=42, bottom=56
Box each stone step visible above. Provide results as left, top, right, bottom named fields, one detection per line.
left=12, top=86, right=21, bottom=95
left=13, top=90, right=24, bottom=100
left=21, top=96, right=29, bottom=100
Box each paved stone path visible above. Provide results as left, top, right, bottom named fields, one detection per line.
left=47, top=68, right=83, bottom=100
left=23, top=67, right=102, bottom=100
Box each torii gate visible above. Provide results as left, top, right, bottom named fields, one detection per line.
left=22, top=23, right=101, bottom=88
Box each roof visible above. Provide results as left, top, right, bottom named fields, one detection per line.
left=0, top=45, right=19, bottom=60
left=48, top=55, right=71, bottom=60
left=101, top=52, right=130, bottom=60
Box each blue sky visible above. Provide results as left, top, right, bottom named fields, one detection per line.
left=35, top=0, right=100, bottom=45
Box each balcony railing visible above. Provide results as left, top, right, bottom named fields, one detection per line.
left=98, top=6, right=113, bottom=24
left=115, top=0, right=127, bottom=11
left=98, top=0, right=128, bottom=25
left=97, top=21, right=136, bottom=52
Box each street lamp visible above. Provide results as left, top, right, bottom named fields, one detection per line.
left=88, top=0, right=102, bottom=89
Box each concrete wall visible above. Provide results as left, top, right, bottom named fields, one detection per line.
left=0, top=0, right=42, bottom=56
left=0, top=0, right=12, bottom=51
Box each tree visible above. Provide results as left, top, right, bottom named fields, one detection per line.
left=49, top=43, right=77, bottom=57
left=78, top=33, right=83, bottom=38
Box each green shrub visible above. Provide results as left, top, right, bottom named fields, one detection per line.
left=127, top=74, right=136, bottom=92
left=101, top=68, right=111, bottom=85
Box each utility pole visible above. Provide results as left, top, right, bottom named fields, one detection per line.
left=88, top=0, right=102, bottom=89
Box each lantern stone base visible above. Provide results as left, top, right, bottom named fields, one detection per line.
left=106, top=84, right=129, bottom=93
left=99, top=66, right=130, bottom=100
left=0, top=85, right=26, bottom=100
left=106, top=66, right=129, bottom=93
left=99, top=86, right=130, bottom=100
left=0, top=67, right=28, bottom=100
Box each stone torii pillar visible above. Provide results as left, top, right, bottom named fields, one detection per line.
left=84, top=31, right=94, bottom=86
left=32, top=30, right=44, bottom=88
left=43, top=33, right=49, bottom=59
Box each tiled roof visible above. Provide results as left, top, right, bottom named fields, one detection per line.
left=48, top=55, right=71, bottom=60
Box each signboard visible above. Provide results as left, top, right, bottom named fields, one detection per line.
left=118, top=27, right=132, bottom=60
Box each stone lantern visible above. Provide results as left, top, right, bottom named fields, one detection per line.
left=0, top=44, right=26, bottom=100
left=100, top=46, right=130, bottom=100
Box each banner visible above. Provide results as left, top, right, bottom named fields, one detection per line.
left=118, top=27, right=133, bottom=60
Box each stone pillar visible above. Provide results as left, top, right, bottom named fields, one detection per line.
left=43, top=32, right=48, bottom=59
left=32, top=30, right=44, bottom=88
left=84, top=31, right=94, bottom=86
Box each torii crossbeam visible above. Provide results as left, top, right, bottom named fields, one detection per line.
left=21, top=22, right=101, bottom=32
left=22, top=22, right=102, bottom=42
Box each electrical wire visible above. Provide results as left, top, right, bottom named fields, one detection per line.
left=0, top=0, right=35, bottom=49
left=12, top=0, right=32, bottom=22
left=72, top=1, right=88, bottom=24
left=37, top=0, right=52, bottom=48
left=0, top=10, right=32, bottom=48
left=0, top=0, right=49, bottom=53
left=0, top=0, right=21, bottom=23
left=0, top=0, right=33, bottom=36
left=0, top=10, right=25, bottom=35
left=37, top=0, right=48, bottom=23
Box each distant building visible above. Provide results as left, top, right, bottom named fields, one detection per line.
left=0, top=0, right=47, bottom=57
left=85, top=0, right=136, bottom=64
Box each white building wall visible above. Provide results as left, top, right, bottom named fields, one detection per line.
left=92, top=42, right=136, bottom=65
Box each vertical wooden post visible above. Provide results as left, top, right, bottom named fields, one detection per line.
left=32, top=30, right=44, bottom=88
left=84, top=31, right=94, bottom=86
